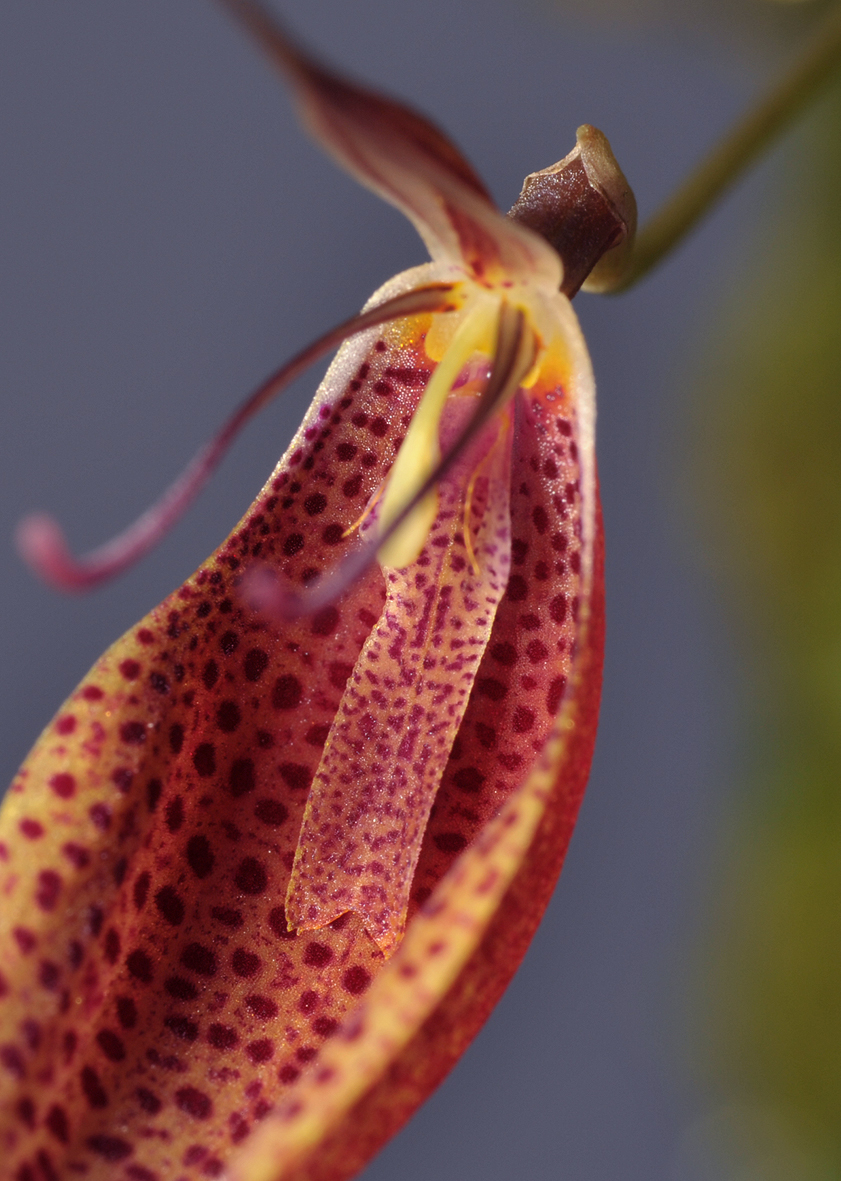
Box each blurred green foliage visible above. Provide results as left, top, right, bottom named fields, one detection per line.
left=689, top=65, right=841, bottom=1180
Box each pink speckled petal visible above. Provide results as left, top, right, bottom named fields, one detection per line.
left=287, top=401, right=514, bottom=955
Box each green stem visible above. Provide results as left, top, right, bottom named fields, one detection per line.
left=605, top=2, right=841, bottom=293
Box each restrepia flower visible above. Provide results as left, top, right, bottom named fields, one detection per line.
left=0, top=3, right=633, bottom=1178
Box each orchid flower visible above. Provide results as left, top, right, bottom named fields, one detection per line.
left=4, top=2, right=841, bottom=1180
left=0, top=5, right=614, bottom=1179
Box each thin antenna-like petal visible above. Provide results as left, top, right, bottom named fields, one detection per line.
left=17, top=283, right=454, bottom=591
left=217, top=0, right=561, bottom=287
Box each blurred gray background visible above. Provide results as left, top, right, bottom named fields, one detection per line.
left=0, top=2, right=811, bottom=1177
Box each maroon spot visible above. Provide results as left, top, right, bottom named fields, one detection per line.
left=305, top=724, right=330, bottom=747
left=86, top=1134, right=133, bottom=1161
left=150, top=671, right=170, bottom=694
left=369, top=416, right=388, bottom=437
left=126, top=949, right=153, bottom=984
left=14, top=927, right=36, bottom=954
left=113, top=857, right=128, bottom=886
left=216, top=700, right=241, bottom=732
left=46, top=1104, right=69, bottom=1143
left=512, top=706, right=536, bottom=733
left=532, top=504, right=549, bottom=533
left=298, top=990, right=318, bottom=1015
left=311, top=607, right=340, bottom=636
left=81, top=1066, right=108, bottom=1108
left=296, top=1045, right=318, bottom=1064
left=247, top=1039, right=274, bottom=1064
left=183, top=1146, right=207, bottom=1167
left=68, top=940, right=84, bottom=969
left=221, top=758, right=254, bottom=800
left=126, top=1167, right=159, bottom=1181
left=202, top=660, right=219, bottom=690
left=193, top=743, right=216, bottom=778
left=136, top=1087, right=162, bottom=1115
left=279, top=1063, right=300, bottom=1084
left=342, top=473, right=362, bottom=497
left=120, top=721, right=146, bottom=746
left=181, top=943, right=217, bottom=977
left=342, top=966, right=372, bottom=995
left=328, top=661, right=353, bottom=690
left=49, top=773, right=76, bottom=799
left=453, top=766, right=485, bottom=793
left=137, top=627, right=155, bottom=643
left=312, top=1016, right=339, bottom=1038
left=507, top=574, right=528, bottom=602
left=133, top=872, right=151, bottom=911
left=245, top=995, right=278, bottom=1020
left=272, top=675, right=303, bottom=710
left=96, top=1030, right=126, bottom=1062
left=211, top=907, right=243, bottom=929
left=186, top=834, right=214, bottom=879
left=165, top=976, right=199, bottom=1001
left=279, top=764, right=311, bottom=791
left=16, top=1096, right=36, bottom=1128
left=220, top=631, right=239, bottom=656
left=169, top=724, right=184, bottom=754
left=38, top=959, right=59, bottom=990
left=475, top=722, right=496, bottom=749
left=165, top=1015, right=199, bottom=1042
left=22, top=1019, right=41, bottom=1050
left=547, top=675, right=568, bottom=715
left=59, top=845, right=89, bottom=873
left=1, top=1044, right=26, bottom=1078
left=282, top=532, right=305, bottom=556
left=477, top=678, right=507, bottom=702
left=207, top=1024, right=239, bottom=1050
left=82, top=684, right=104, bottom=701
left=511, top=539, right=529, bottom=564
left=203, top=1160, right=224, bottom=1178
left=176, top=1087, right=213, bottom=1120
left=230, top=1113, right=251, bottom=1143
left=526, top=639, right=548, bottom=663
left=19, top=819, right=43, bottom=839
left=490, top=642, right=517, bottom=666
left=435, top=832, right=468, bottom=854
left=235, top=858, right=268, bottom=895
left=520, top=612, right=540, bottom=630
left=232, top=948, right=261, bottom=978
left=116, top=997, right=137, bottom=1029
left=119, top=659, right=141, bottom=681
left=543, top=457, right=559, bottom=478
left=254, top=799, right=288, bottom=826
left=304, top=493, right=327, bottom=516
left=165, top=797, right=185, bottom=833
left=155, top=886, right=185, bottom=926
left=322, top=522, right=344, bottom=545
left=336, top=442, right=357, bottom=461
left=244, top=649, right=269, bottom=682
left=534, top=560, right=550, bottom=580
left=303, top=942, right=333, bottom=969
left=87, top=906, right=104, bottom=937
left=35, top=870, right=61, bottom=911
left=549, top=594, right=568, bottom=623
